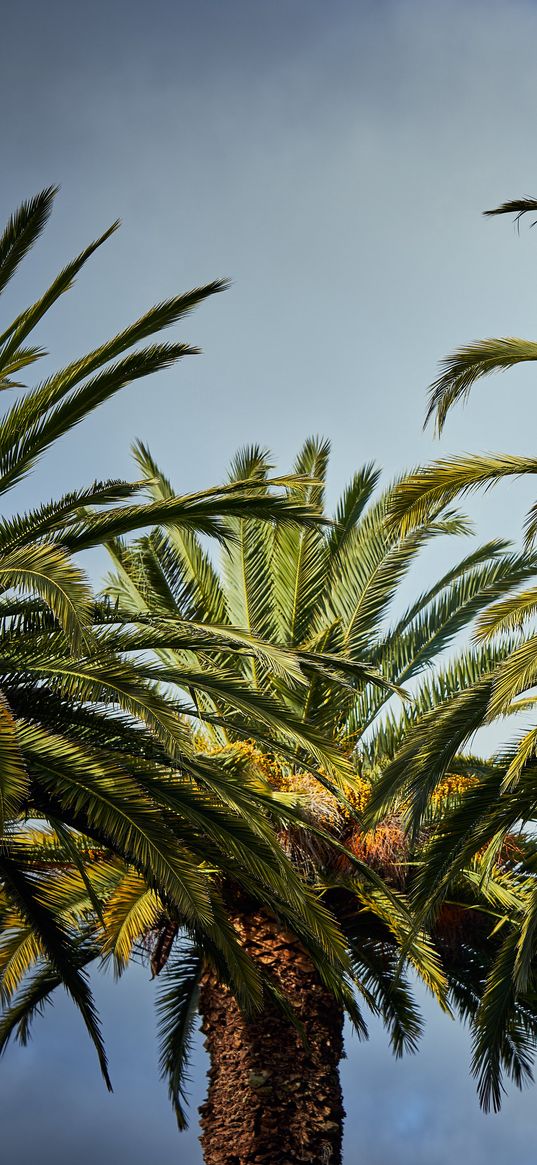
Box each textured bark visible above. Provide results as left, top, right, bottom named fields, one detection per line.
left=198, top=909, right=345, bottom=1165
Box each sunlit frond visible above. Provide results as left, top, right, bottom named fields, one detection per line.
left=389, top=455, right=537, bottom=536
left=425, top=339, right=537, bottom=435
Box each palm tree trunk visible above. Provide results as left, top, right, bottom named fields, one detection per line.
left=198, top=909, right=345, bottom=1165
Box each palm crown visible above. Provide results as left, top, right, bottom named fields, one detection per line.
left=25, top=434, right=537, bottom=1123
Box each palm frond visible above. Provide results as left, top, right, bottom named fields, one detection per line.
left=155, top=943, right=203, bottom=1129
left=425, top=340, right=537, bottom=434
left=0, top=541, right=92, bottom=648
left=0, top=187, right=56, bottom=296
left=389, top=455, right=537, bottom=535
left=0, top=849, right=111, bottom=1087
left=272, top=438, right=330, bottom=646
left=0, top=694, right=28, bottom=829
left=472, top=929, right=535, bottom=1112
left=101, top=870, right=163, bottom=973
left=0, top=221, right=119, bottom=369
left=484, top=197, right=537, bottom=223
left=327, top=463, right=381, bottom=557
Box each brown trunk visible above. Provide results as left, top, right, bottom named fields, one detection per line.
left=198, top=909, right=345, bottom=1165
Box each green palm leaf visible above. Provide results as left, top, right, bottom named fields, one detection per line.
left=155, top=944, right=203, bottom=1129
left=0, top=187, right=56, bottom=295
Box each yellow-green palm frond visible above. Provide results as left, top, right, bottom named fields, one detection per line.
left=0, top=836, right=111, bottom=1087
left=475, top=586, right=537, bottom=641
left=272, top=438, right=330, bottom=646
left=388, top=454, right=537, bottom=536
left=0, top=694, right=28, bottom=829
left=0, top=541, right=92, bottom=650
left=101, top=870, right=163, bottom=973
left=425, top=339, right=537, bottom=435
left=488, top=636, right=537, bottom=719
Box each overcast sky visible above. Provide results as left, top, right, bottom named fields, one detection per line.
left=3, top=1, right=537, bottom=1161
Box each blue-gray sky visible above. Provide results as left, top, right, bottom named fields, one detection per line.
left=3, top=1, right=537, bottom=1160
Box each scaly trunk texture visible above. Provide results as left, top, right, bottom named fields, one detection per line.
left=198, top=909, right=345, bottom=1165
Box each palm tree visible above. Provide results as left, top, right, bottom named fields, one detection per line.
left=5, top=185, right=537, bottom=1158
left=35, top=435, right=537, bottom=1165
left=0, top=189, right=378, bottom=1082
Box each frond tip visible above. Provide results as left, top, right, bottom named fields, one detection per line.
left=484, top=198, right=537, bottom=227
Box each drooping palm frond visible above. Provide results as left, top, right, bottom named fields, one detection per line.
left=470, top=927, right=537, bottom=1113
left=0, top=839, right=112, bottom=1088
left=389, top=454, right=537, bottom=536
left=155, top=943, right=203, bottom=1128
left=425, top=340, right=537, bottom=435
left=345, top=929, right=423, bottom=1057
